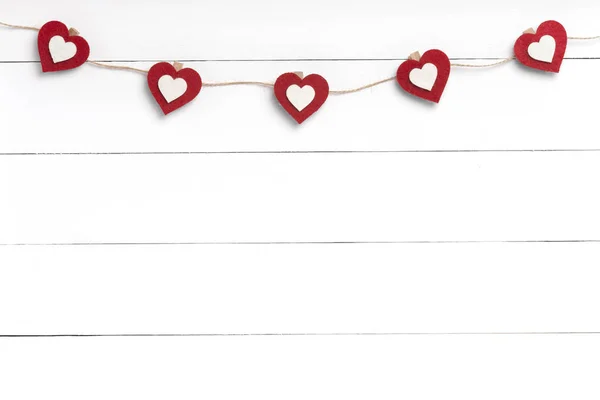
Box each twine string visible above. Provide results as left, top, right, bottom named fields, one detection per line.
left=568, top=35, right=600, bottom=40
left=204, top=57, right=519, bottom=93
left=204, top=81, right=274, bottom=88
left=87, top=61, right=149, bottom=74
left=329, top=77, right=395, bottom=94
left=0, top=20, right=39, bottom=31
left=450, top=56, right=516, bottom=68
left=1, top=19, right=599, bottom=93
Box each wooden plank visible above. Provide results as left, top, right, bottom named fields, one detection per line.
left=0, top=60, right=599, bottom=153
left=1, top=3, right=597, bottom=398
left=1, top=335, right=599, bottom=400
left=0, top=1, right=599, bottom=60
left=1, top=152, right=599, bottom=244
left=1, top=243, right=599, bottom=334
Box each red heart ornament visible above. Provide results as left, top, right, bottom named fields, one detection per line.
left=514, top=20, right=567, bottom=73
left=38, top=21, right=90, bottom=73
left=274, top=73, right=329, bottom=124
left=147, top=62, right=202, bottom=115
left=396, top=49, right=451, bottom=103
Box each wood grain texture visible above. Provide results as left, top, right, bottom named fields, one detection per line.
left=1, top=1, right=599, bottom=399
left=1, top=152, right=599, bottom=244
left=1, top=243, right=599, bottom=334
left=1, top=335, right=599, bottom=400
left=0, top=60, right=599, bottom=153
left=0, top=0, right=599, bottom=60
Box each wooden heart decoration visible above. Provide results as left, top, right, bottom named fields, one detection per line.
left=147, top=62, right=202, bottom=115
left=38, top=21, right=90, bottom=73
left=274, top=73, right=329, bottom=124
left=514, top=20, right=567, bottom=73
left=396, top=50, right=451, bottom=103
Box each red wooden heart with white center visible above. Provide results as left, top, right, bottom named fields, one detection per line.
left=147, top=62, right=202, bottom=115
left=396, top=50, right=450, bottom=103
left=274, top=73, right=329, bottom=124
left=514, top=20, right=567, bottom=73
left=37, top=21, right=90, bottom=73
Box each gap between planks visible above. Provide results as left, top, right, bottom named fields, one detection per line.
left=2, top=332, right=600, bottom=338
left=3, top=149, right=600, bottom=156
left=2, top=240, right=600, bottom=246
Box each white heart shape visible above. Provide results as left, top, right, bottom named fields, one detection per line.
left=48, top=36, right=77, bottom=63
left=409, top=63, right=438, bottom=91
left=528, top=35, right=556, bottom=63
left=158, top=75, right=188, bottom=103
left=286, top=85, right=316, bottom=112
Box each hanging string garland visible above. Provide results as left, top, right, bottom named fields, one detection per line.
left=37, top=21, right=89, bottom=72
left=0, top=19, right=599, bottom=123
left=396, top=50, right=451, bottom=103
left=147, top=62, right=202, bottom=115
left=514, top=20, right=568, bottom=72
left=274, top=72, right=329, bottom=124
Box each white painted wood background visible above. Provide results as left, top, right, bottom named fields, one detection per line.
left=1, top=1, right=600, bottom=399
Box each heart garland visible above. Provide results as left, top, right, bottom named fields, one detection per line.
left=37, top=21, right=90, bottom=72
left=396, top=50, right=451, bottom=103
left=274, top=73, right=329, bottom=124
left=514, top=20, right=568, bottom=73
left=6, top=18, right=593, bottom=120
left=147, top=62, right=202, bottom=115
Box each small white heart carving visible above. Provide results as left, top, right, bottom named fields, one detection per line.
left=528, top=35, right=556, bottom=63
left=158, top=75, right=188, bottom=103
left=409, top=63, right=438, bottom=91
left=286, top=85, right=316, bottom=112
left=48, top=36, right=77, bottom=63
